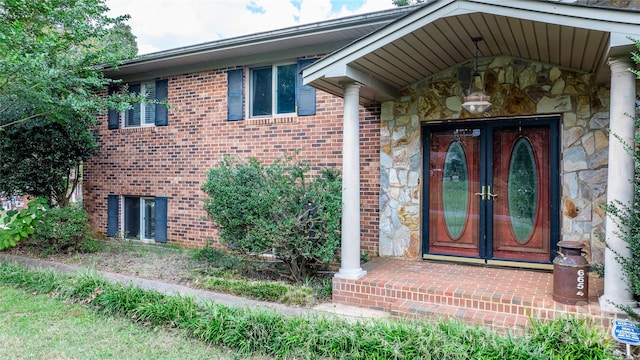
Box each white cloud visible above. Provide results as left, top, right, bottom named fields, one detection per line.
left=106, top=0, right=396, bottom=55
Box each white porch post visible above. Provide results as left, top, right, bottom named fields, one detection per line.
left=335, top=81, right=367, bottom=280
left=599, top=57, right=637, bottom=313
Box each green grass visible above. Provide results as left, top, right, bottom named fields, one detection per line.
left=196, top=277, right=314, bottom=305
left=0, top=285, right=239, bottom=359
left=193, top=245, right=332, bottom=304
left=0, top=262, right=618, bottom=360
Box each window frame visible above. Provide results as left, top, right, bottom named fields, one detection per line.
left=122, top=196, right=155, bottom=242
left=108, top=79, right=168, bottom=130
left=124, top=81, right=156, bottom=128
left=248, top=62, right=297, bottom=118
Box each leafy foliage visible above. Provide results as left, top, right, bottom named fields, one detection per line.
left=0, top=197, right=48, bottom=250
left=603, top=39, right=640, bottom=319
left=202, top=155, right=342, bottom=283
left=528, top=317, right=616, bottom=360
left=0, top=0, right=138, bottom=205
left=392, top=0, right=426, bottom=6
left=0, top=118, right=99, bottom=207
left=0, top=0, right=136, bottom=129
left=0, top=263, right=619, bottom=360
left=31, top=205, right=100, bottom=255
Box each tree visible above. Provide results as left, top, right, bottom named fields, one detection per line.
left=101, top=22, right=138, bottom=60
left=0, top=116, right=99, bottom=207
left=0, top=0, right=138, bottom=205
left=0, top=0, right=136, bottom=129
left=392, top=0, right=425, bottom=6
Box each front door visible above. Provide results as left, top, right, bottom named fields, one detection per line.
left=423, top=117, right=559, bottom=266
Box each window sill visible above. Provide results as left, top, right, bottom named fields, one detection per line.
left=117, top=126, right=157, bottom=134
left=246, top=116, right=298, bottom=126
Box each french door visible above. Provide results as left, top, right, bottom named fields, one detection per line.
left=422, top=117, right=559, bottom=266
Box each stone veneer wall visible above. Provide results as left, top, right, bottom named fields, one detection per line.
left=379, top=55, right=618, bottom=264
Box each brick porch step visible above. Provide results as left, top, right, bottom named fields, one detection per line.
left=332, top=258, right=619, bottom=332
left=391, top=299, right=530, bottom=333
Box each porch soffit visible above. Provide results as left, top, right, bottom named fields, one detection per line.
left=303, top=0, right=640, bottom=105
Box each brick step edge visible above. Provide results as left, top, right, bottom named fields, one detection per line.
left=390, top=299, right=531, bottom=333
left=390, top=299, right=617, bottom=333
left=378, top=286, right=607, bottom=318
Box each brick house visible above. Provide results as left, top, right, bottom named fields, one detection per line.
left=86, top=0, right=640, bottom=317
left=85, top=7, right=413, bottom=249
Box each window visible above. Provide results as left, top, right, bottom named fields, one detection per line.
left=107, top=195, right=167, bottom=243
left=124, top=197, right=155, bottom=240
left=226, top=59, right=317, bottom=120
left=250, top=63, right=296, bottom=117
left=125, top=82, right=156, bottom=127
left=108, top=79, right=168, bottom=129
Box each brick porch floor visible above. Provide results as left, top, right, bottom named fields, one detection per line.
left=332, top=257, right=627, bottom=333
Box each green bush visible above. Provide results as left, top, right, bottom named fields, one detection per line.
left=202, top=155, right=342, bottom=283
left=0, top=197, right=48, bottom=250
left=32, top=205, right=100, bottom=255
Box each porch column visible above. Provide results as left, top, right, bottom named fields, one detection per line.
left=599, top=57, right=637, bottom=313
left=335, top=81, right=367, bottom=280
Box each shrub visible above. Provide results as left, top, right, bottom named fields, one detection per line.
left=202, top=155, right=342, bottom=283
left=0, top=263, right=619, bottom=360
left=0, top=197, right=48, bottom=250
left=32, top=205, right=99, bottom=255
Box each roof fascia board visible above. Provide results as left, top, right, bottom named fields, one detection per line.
left=466, top=0, right=640, bottom=35
left=472, top=0, right=640, bottom=26
left=324, top=65, right=399, bottom=99
left=106, top=6, right=414, bottom=72
left=107, top=40, right=350, bottom=81
left=303, top=0, right=463, bottom=84
left=304, top=0, right=639, bottom=84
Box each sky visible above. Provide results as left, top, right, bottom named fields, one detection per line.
left=106, top=0, right=398, bottom=55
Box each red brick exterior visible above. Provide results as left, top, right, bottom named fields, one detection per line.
left=84, top=67, right=381, bottom=254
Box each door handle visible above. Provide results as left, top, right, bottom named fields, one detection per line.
left=487, top=185, right=498, bottom=199
left=474, top=185, right=486, bottom=200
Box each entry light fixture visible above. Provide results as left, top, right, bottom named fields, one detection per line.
left=461, top=37, right=492, bottom=114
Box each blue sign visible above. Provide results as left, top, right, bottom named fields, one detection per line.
left=611, top=319, right=640, bottom=345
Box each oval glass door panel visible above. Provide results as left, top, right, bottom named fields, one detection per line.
left=442, top=141, right=469, bottom=239
left=508, top=138, right=537, bottom=243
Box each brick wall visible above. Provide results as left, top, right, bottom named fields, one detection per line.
left=84, top=67, right=381, bottom=253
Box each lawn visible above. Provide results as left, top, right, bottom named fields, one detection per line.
left=0, top=285, right=245, bottom=359
left=0, top=262, right=618, bottom=360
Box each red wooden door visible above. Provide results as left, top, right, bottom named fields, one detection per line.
left=426, top=124, right=552, bottom=264
left=491, top=126, right=550, bottom=262
left=428, top=128, right=482, bottom=257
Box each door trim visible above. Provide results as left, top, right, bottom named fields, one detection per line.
left=421, top=115, right=561, bottom=267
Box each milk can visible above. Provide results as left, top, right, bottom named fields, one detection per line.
left=553, top=241, right=589, bottom=305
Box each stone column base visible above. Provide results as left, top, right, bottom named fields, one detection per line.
left=599, top=294, right=639, bottom=314
left=335, top=268, right=367, bottom=280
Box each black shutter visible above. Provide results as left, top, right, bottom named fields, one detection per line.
left=128, top=84, right=141, bottom=127
left=154, top=196, right=168, bottom=243
left=227, top=68, right=243, bottom=121
left=107, top=87, right=119, bottom=129
left=297, top=58, right=316, bottom=116
left=107, top=194, right=119, bottom=237
left=155, top=79, right=168, bottom=126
